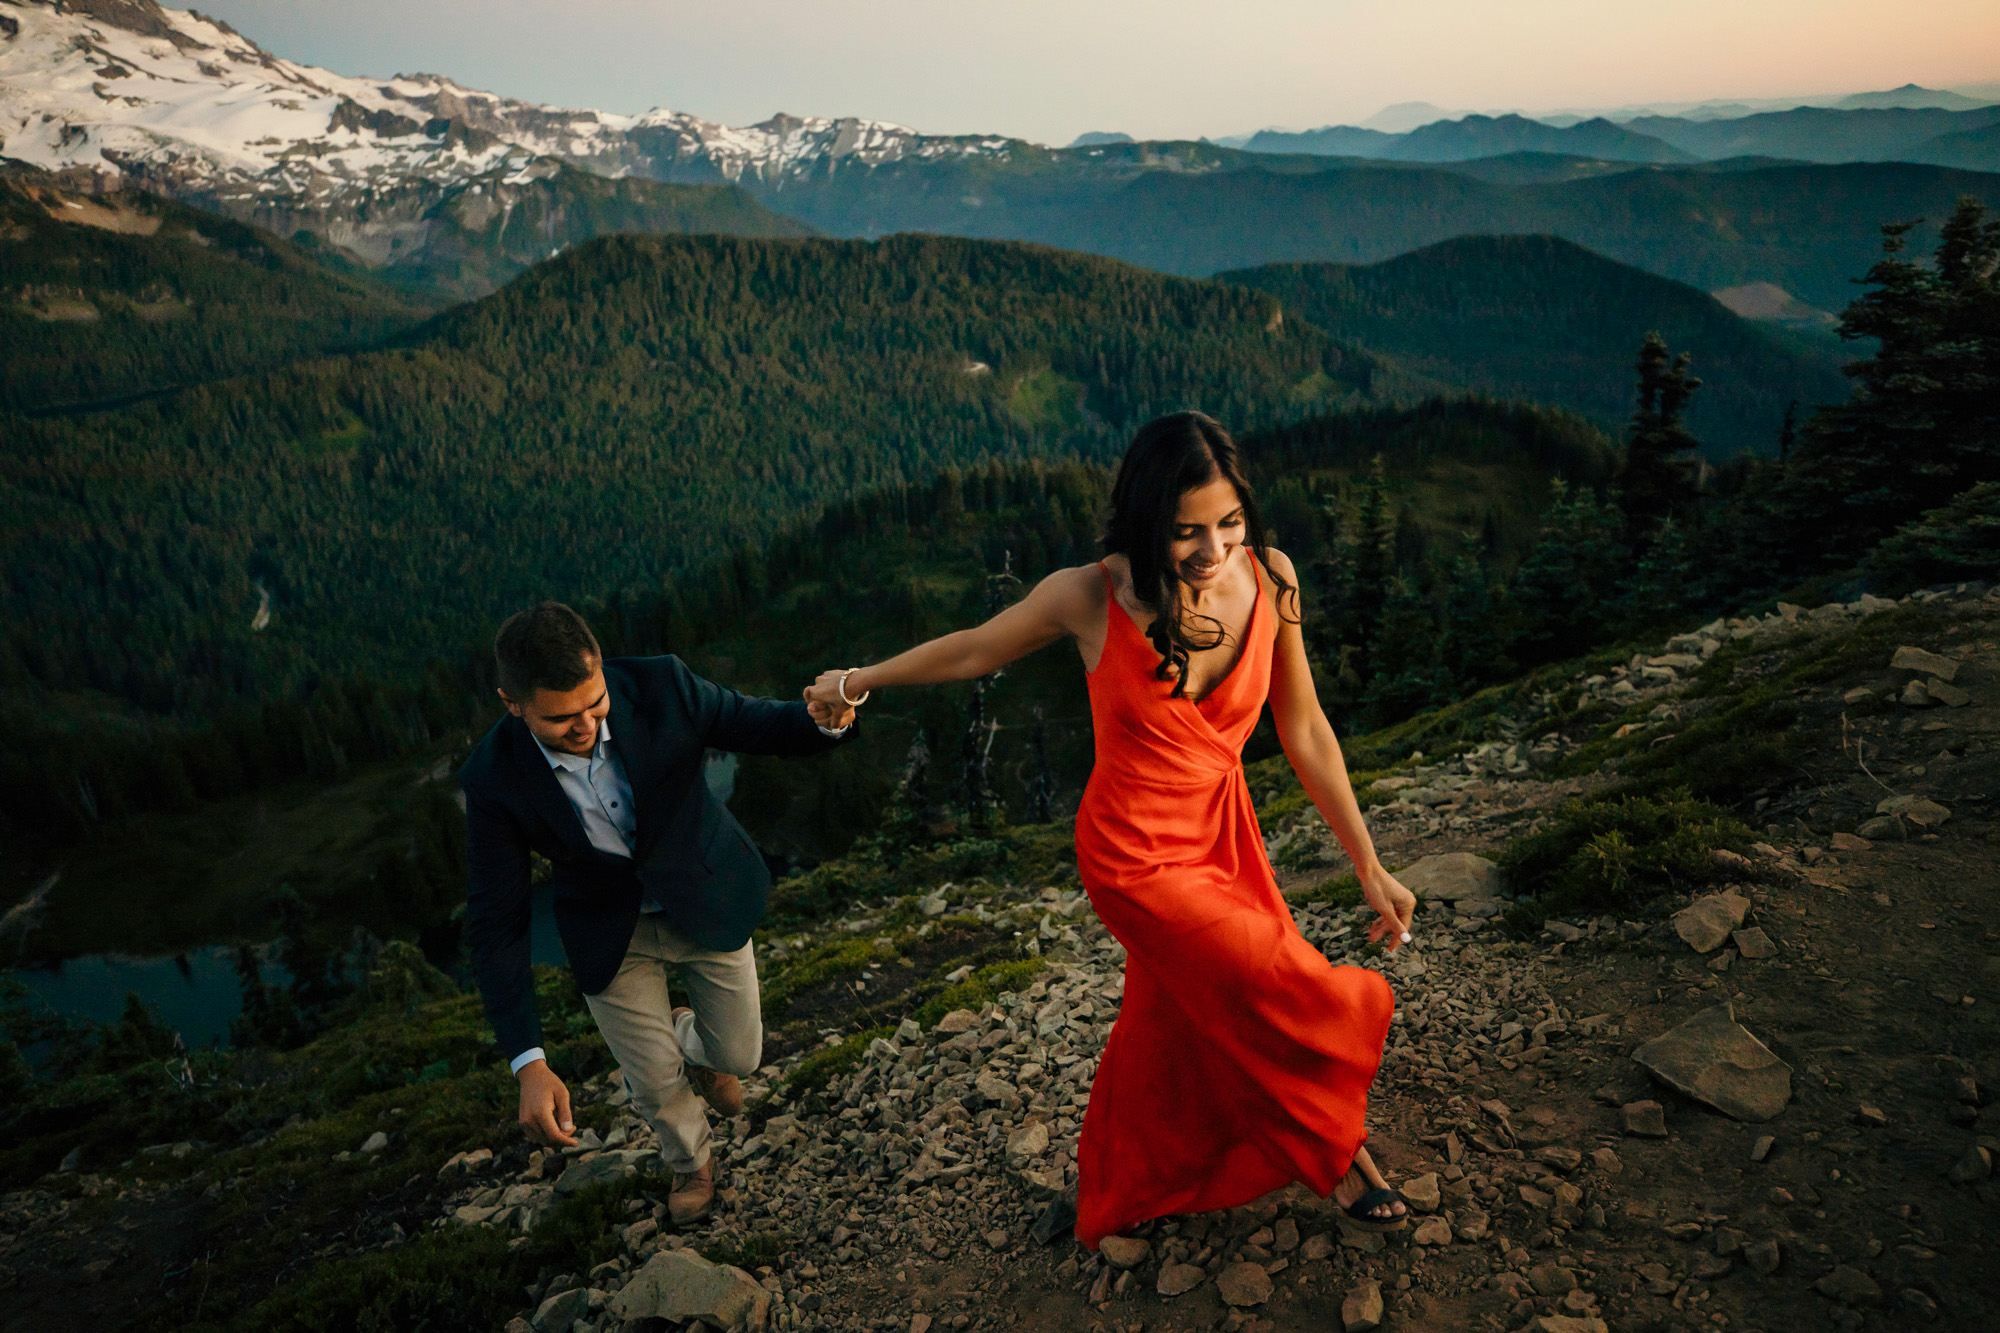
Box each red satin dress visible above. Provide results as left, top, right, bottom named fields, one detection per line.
left=1073, top=561, right=1395, bottom=1248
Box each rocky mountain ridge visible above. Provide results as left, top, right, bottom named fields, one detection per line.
left=0, top=0, right=1003, bottom=266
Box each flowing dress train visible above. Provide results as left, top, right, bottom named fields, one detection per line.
left=1073, top=561, right=1395, bottom=1248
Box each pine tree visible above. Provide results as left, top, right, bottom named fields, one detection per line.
left=1616, top=332, right=1704, bottom=535
left=1437, top=540, right=1512, bottom=692
left=1779, top=199, right=2000, bottom=563
left=1348, top=455, right=1394, bottom=680
left=1509, top=478, right=1629, bottom=663
left=1361, top=575, right=1447, bottom=727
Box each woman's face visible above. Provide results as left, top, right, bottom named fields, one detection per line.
left=1170, top=476, right=1245, bottom=592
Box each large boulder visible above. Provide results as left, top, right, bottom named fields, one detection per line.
left=1672, top=891, right=1750, bottom=953
left=608, top=1249, right=770, bottom=1332
left=1632, top=1003, right=1791, bottom=1122
left=1396, top=853, right=1504, bottom=903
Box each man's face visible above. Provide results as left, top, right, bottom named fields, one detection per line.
left=501, top=658, right=609, bottom=755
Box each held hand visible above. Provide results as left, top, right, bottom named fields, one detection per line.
left=1361, top=865, right=1418, bottom=953
left=516, top=1058, right=577, bottom=1148
left=804, top=668, right=854, bottom=712
left=805, top=695, right=856, bottom=730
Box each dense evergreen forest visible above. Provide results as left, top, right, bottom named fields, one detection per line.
left=0, top=231, right=1378, bottom=722
left=0, top=174, right=427, bottom=413
left=1221, top=235, right=1848, bottom=454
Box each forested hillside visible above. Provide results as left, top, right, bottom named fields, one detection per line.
left=0, top=398, right=1611, bottom=879
left=1221, top=235, right=1850, bottom=453
left=1032, top=160, right=2000, bottom=310
left=0, top=231, right=1377, bottom=722
left=756, top=152, right=2000, bottom=311
left=0, top=172, right=427, bottom=412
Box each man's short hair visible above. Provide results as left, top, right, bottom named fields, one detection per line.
left=494, top=602, right=602, bottom=702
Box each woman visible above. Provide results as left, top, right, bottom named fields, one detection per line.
left=804, top=411, right=1417, bottom=1245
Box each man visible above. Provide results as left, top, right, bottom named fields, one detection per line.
left=460, top=602, right=853, bottom=1223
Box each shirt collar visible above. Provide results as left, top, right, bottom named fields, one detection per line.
left=535, top=715, right=611, bottom=772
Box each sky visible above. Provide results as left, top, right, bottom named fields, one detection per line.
left=195, top=0, right=2000, bottom=143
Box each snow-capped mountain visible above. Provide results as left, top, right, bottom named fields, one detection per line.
left=0, top=0, right=1011, bottom=208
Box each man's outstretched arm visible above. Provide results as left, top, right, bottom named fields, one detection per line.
left=667, top=656, right=853, bottom=756
left=462, top=784, right=576, bottom=1147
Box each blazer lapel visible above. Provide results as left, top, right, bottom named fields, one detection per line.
left=607, top=669, right=662, bottom=857
left=511, top=717, right=592, bottom=853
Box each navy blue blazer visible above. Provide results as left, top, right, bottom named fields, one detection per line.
left=458, top=655, right=846, bottom=1060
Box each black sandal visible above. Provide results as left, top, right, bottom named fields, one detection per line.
left=1340, top=1184, right=1411, bottom=1232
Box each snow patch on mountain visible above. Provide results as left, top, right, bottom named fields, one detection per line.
left=0, top=0, right=1011, bottom=206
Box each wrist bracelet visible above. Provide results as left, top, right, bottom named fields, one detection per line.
left=838, top=670, right=871, bottom=707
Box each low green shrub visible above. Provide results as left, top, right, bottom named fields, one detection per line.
left=1498, top=788, right=1751, bottom=930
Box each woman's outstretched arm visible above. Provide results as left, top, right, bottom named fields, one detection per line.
left=804, top=564, right=1103, bottom=707
left=1262, top=548, right=1418, bottom=951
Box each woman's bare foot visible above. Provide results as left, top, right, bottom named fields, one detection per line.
left=1331, top=1145, right=1407, bottom=1221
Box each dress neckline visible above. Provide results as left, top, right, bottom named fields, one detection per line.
left=1098, top=559, right=1268, bottom=706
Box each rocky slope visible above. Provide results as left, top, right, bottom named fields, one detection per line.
left=7, top=582, right=1995, bottom=1332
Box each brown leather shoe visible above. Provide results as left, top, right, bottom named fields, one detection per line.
left=667, top=1158, right=714, bottom=1226
left=672, top=1006, right=744, bottom=1115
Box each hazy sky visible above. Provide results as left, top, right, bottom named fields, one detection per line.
left=196, top=0, right=2000, bottom=142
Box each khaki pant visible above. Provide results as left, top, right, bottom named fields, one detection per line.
left=584, top=914, right=762, bottom=1171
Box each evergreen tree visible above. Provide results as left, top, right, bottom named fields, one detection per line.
left=1348, top=455, right=1395, bottom=679
left=1361, top=575, right=1448, bottom=727
left=1436, top=540, right=1513, bottom=692
left=1615, top=332, right=1704, bottom=535
left=1509, top=479, right=1629, bottom=662
left=1779, top=199, right=2000, bottom=564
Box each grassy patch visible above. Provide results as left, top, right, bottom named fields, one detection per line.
left=911, top=958, right=1046, bottom=1028
left=1498, top=788, right=1751, bottom=931
left=1284, top=871, right=1363, bottom=909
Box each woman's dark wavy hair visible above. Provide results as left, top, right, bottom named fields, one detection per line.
left=1103, top=411, right=1298, bottom=697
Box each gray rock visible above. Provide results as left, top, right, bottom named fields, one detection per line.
left=359, top=1131, right=389, bottom=1155
left=1341, top=1277, right=1383, bottom=1331
left=895, top=1017, right=924, bottom=1043
left=1412, top=1216, right=1452, bottom=1245
left=1632, top=1003, right=1792, bottom=1122
left=1301, top=1232, right=1336, bottom=1260
left=1529, top=1264, right=1578, bottom=1297
left=1216, top=1261, right=1273, bottom=1306
left=1814, top=1265, right=1882, bottom=1306
left=554, top=1150, right=649, bottom=1194
left=1402, top=1172, right=1441, bottom=1212
left=982, top=1228, right=1010, bottom=1251
left=1622, top=1101, right=1668, bottom=1137
left=1099, top=1235, right=1149, bottom=1269
left=1750, top=1135, right=1776, bottom=1162
left=972, top=1072, right=1021, bottom=1112
left=1271, top=1217, right=1299, bottom=1253
left=1733, top=927, right=1778, bottom=959
left=1155, top=1262, right=1206, bottom=1296
left=1901, top=679, right=1936, bottom=707
left=1947, top=1145, right=1992, bottom=1183
left=1928, top=677, right=1971, bottom=707
left=1004, top=1121, right=1049, bottom=1169
left=533, top=1287, right=591, bottom=1331
left=1891, top=646, right=1959, bottom=680
left=1395, top=852, right=1503, bottom=902
left=609, top=1249, right=771, bottom=1332
left=1673, top=891, right=1751, bottom=953
left=1876, top=794, right=1951, bottom=828
left=933, top=1009, right=979, bottom=1034
left=1745, top=1238, right=1782, bottom=1274
left=1857, top=816, right=1900, bottom=839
